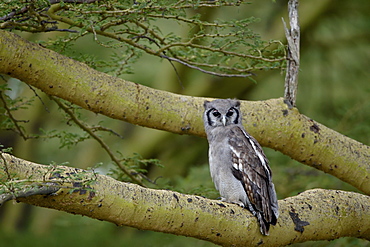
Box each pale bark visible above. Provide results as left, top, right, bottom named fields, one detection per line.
left=0, top=30, right=369, bottom=194
left=283, top=0, right=300, bottom=107
left=0, top=153, right=369, bottom=246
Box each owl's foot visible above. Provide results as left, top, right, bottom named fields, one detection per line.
left=221, top=198, right=245, bottom=208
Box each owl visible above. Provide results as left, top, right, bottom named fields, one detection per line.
left=203, top=99, right=279, bottom=235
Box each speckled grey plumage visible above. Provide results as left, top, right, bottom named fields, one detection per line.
left=203, top=99, right=278, bottom=235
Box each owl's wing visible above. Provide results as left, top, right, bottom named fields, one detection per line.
left=228, top=125, right=278, bottom=235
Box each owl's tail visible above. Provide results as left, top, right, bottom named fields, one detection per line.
left=256, top=207, right=279, bottom=236
left=257, top=213, right=270, bottom=235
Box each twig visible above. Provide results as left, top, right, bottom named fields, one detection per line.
left=90, top=126, right=124, bottom=139
left=0, top=6, right=29, bottom=21
left=132, top=34, right=255, bottom=78
left=0, top=91, right=29, bottom=140
left=160, top=54, right=255, bottom=78
left=26, top=84, right=50, bottom=113
left=157, top=42, right=284, bottom=63
left=49, top=0, right=100, bottom=4
left=283, top=0, right=300, bottom=108
left=51, top=97, right=145, bottom=186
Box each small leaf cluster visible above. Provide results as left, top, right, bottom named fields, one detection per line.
left=108, top=152, right=162, bottom=183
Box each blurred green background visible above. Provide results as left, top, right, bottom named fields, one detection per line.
left=1, top=0, right=369, bottom=246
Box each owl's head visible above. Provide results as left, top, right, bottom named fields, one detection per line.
left=203, top=99, right=242, bottom=129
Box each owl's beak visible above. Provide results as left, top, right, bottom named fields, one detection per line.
left=222, top=116, right=227, bottom=126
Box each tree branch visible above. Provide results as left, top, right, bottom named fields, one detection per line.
left=0, top=182, right=60, bottom=206
left=283, top=0, right=300, bottom=107
left=1, top=153, right=369, bottom=246
left=0, top=30, right=369, bottom=194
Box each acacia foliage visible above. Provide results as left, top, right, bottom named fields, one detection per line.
left=0, top=0, right=285, bottom=78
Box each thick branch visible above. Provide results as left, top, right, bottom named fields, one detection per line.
left=1, top=154, right=369, bottom=246
left=0, top=30, right=369, bottom=194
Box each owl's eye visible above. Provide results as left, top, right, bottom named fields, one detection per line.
left=226, top=109, right=234, bottom=117
left=212, top=110, right=221, bottom=117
